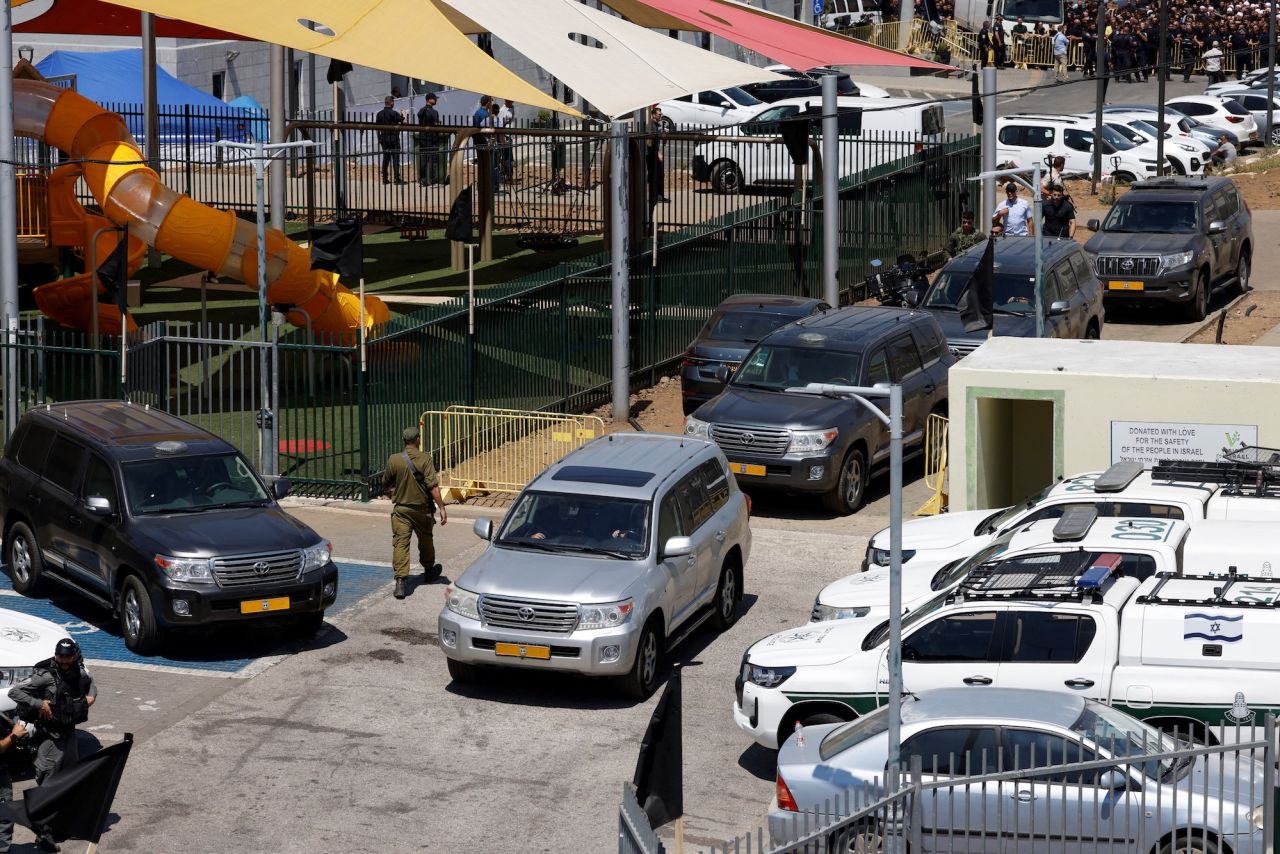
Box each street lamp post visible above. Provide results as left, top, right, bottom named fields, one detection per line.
left=787, top=381, right=905, bottom=785
left=970, top=165, right=1045, bottom=337
left=214, top=138, right=315, bottom=477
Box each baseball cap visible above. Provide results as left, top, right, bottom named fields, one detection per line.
left=55, top=638, right=79, bottom=657
left=403, top=426, right=420, bottom=443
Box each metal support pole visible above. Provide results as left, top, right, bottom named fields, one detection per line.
left=332, top=80, right=346, bottom=214
left=609, top=121, right=630, bottom=424
left=269, top=44, right=287, bottom=232
left=88, top=226, right=120, bottom=399
left=887, top=382, right=904, bottom=789
left=0, top=0, right=20, bottom=436
left=1264, top=714, right=1276, bottom=854
left=1268, top=0, right=1277, bottom=148
left=981, top=68, right=997, bottom=223
left=1156, top=0, right=1169, bottom=173
left=142, top=13, right=160, bottom=269
left=821, top=74, right=839, bottom=308
left=270, top=308, right=280, bottom=477
left=253, top=139, right=272, bottom=474
left=1033, top=162, right=1044, bottom=338
left=1092, top=2, right=1107, bottom=194
left=897, top=0, right=915, bottom=52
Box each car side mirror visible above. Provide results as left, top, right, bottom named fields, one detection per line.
left=1048, top=300, right=1071, bottom=317
left=85, top=495, right=113, bottom=516
left=1087, top=219, right=1101, bottom=231
left=1208, top=220, right=1227, bottom=234
left=663, top=536, right=694, bottom=559
left=473, top=518, right=493, bottom=541
left=1097, top=769, right=1129, bottom=790
left=720, top=101, right=732, bottom=109
left=272, top=477, right=292, bottom=500
left=715, top=365, right=732, bottom=383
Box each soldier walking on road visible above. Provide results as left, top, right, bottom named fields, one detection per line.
left=383, top=427, right=447, bottom=600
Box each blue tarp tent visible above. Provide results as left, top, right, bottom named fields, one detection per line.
left=35, top=49, right=249, bottom=142
left=227, top=95, right=268, bottom=142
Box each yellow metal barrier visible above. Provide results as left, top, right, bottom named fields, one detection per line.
left=419, top=405, right=607, bottom=499
left=16, top=169, right=49, bottom=241
left=915, top=412, right=949, bottom=516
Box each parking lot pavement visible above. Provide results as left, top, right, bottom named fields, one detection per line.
left=92, top=501, right=868, bottom=853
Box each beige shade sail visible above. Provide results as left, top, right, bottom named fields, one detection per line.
left=97, top=0, right=580, bottom=116
left=436, top=0, right=783, bottom=118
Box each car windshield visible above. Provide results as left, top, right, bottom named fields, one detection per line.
left=862, top=590, right=950, bottom=650
left=1107, top=122, right=1147, bottom=144
left=497, top=491, right=650, bottom=558
left=732, top=343, right=861, bottom=392
left=723, top=86, right=762, bottom=107
left=924, top=270, right=1036, bottom=316
left=1102, top=201, right=1198, bottom=234
left=703, top=310, right=799, bottom=344
left=1070, top=703, right=1180, bottom=780
left=122, top=453, right=270, bottom=515
left=976, top=482, right=1060, bottom=535
left=820, top=704, right=890, bottom=760
left=1129, top=119, right=1166, bottom=138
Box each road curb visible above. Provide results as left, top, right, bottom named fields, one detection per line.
left=1179, top=290, right=1252, bottom=343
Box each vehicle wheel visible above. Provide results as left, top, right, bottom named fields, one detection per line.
left=288, top=611, right=326, bottom=638
left=6, top=521, right=45, bottom=597
left=710, top=560, right=741, bottom=631
left=1270, top=126, right=1280, bottom=147
left=119, top=575, right=164, bottom=655
left=1169, top=158, right=1187, bottom=176
left=1115, top=171, right=1137, bottom=184
left=1182, top=270, right=1210, bottom=322
left=1234, top=250, right=1251, bottom=296
left=823, top=447, right=868, bottom=516
left=1085, top=319, right=1101, bottom=339
left=839, top=821, right=890, bottom=854
left=618, top=619, right=663, bottom=700
left=658, top=116, right=675, bottom=134
left=446, top=657, right=480, bottom=684
left=710, top=161, right=744, bottom=195
left=1156, top=832, right=1221, bottom=854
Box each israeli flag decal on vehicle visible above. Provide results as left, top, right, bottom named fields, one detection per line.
left=1184, top=613, right=1244, bottom=643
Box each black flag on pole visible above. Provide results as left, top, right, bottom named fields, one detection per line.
left=0, top=734, right=133, bottom=844
left=326, top=59, right=354, bottom=84
left=96, top=225, right=130, bottom=314
left=971, top=75, right=983, bottom=126
left=445, top=187, right=474, bottom=243
left=309, top=216, right=364, bottom=279
left=957, top=234, right=996, bottom=333
left=780, top=118, right=811, bottom=167
left=631, top=667, right=683, bottom=828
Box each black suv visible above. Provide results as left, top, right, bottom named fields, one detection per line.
left=685, top=307, right=952, bottom=515
left=1084, top=177, right=1252, bottom=321
left=739, top=68, right=859, bottom=103
left=0, top=402, right=338, bottom=653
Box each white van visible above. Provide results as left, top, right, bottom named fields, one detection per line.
left=690, top=96, right=946, bottom=194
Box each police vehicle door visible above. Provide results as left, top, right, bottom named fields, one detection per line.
left=993, top=609, right=1111, bottom=704
left=884, top=608, right=1003, bottom=697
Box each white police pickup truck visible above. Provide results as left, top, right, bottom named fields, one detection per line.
left=736, top=510, right=1280, bottom=749
left=816, top=459, right=1280, bottom=621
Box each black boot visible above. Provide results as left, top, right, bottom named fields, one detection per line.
left=35, top=831, right=60, bottom=853
left=393, top=578, right=406, bottom=599
left=424, top=563, right=443, bottom=581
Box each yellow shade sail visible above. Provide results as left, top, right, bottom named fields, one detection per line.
left=97, top=0, right=580, bottom=116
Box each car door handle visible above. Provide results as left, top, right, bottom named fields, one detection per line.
left=962, top=675, right=993, bottom=686
left=25, top=493, right=41, bottom=506
left=67, top=514, right=82, bottom=529
left=686, top=555, right=696, bottom=568
left=1064, top=678, right=1095, bottom=688
left=715, top=530, right=727, bottom=543
left=1010, top=790, right=1036, bottom=803
left=924, top=384, right=935, bottom=394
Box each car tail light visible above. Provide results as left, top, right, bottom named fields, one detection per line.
left=744, top=493, right=753, bottom=517
left=776, top=772, right=799, bottom=812
left=681, top=353, right=704, bottom=368
left=1226, top=115, right=1244, bottom=123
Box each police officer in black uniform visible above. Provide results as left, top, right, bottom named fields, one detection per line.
left=9, top=638, right=97, bottom=784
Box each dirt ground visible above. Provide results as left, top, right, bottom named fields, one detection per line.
left=1186, top=289, right=1280, bottom=345
left=588, top=374, right=688, bottom=435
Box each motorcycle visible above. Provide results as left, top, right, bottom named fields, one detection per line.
left=863, top=253, right=930, bottom=309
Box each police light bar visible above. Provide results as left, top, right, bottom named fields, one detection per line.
left=1078, top=553, right=1123, bottom=589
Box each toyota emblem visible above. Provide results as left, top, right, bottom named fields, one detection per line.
left=252, top=561, right=271, bottom=575
left=517, top=606, right=536, bottom=621
left=1120, top=258, right=1134, bottom=272
left=740, top=432, right=756, bottom=445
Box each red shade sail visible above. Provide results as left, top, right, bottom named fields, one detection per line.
left=13, top=0, right=242, bottom=39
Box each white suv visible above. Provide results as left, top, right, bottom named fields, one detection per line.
left=995, top=114, right=1158, bottom=183
left=1100, top=111, right=1211, bottom=176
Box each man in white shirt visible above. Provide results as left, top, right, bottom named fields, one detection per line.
left=992, top=182, right=1034, bottom=236
left=1209, top=134, right=1238, bottom=172
left=1203, top=41, right=1225, bottom=84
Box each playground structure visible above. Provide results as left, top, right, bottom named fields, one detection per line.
left=14, top=79, right=388, bottom=338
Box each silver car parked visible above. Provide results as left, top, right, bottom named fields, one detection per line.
left=439, top=432, right=751, bottom=698
left=771, top=688, right=1270, bottom=852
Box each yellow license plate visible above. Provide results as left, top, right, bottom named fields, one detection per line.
left=730, top=462, right=767, bottom=477
left=494, top=642, right=551, bottom=660
left=240, top=596, right=290, bottom=614
left=1108, top=280, right=1144, bottom=291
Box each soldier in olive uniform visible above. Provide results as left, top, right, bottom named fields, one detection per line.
left=382, top=427, right=448, bottom=599
left=946, top=210, right=986, bottom=257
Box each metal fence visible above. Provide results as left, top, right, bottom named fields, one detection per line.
left=620, top=783, right=666, bottom=854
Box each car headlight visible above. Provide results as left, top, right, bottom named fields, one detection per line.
left=154, top=554, right=215, bottom=584
left=1248, top=804, right=1266, bottom=830
left=444, top=585, right=481, bottom=621
left=1176, top=143, right=1197, bottom=152
left=685, top=416, right=710, bottom=438
left=0, top=667, right=34, bottom=689
left=747, top=663, right=796, bottom=689
left=811, top=599, right=871, bottom=621
left=578, top=598, right=634, bottom=630
left=869, top=547, right=916, bottom=566
left=302, top=540, right=332, bottom=571
left=1160, top=250, right=1195, bottom=271
left=787, top=428, right=839, bottom=454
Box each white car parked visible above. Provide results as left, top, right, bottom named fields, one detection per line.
left=656, top=86, right=764, bottom=130
left=1090, top=116, right=1206, bottom=176
left=1101, top=110, right=1212, bottom=176
left=0, top=608, right=68, bottom=714
left=995, top=113, right=1158, bottom=182
left=1165, top=95, right=1259, bottom=148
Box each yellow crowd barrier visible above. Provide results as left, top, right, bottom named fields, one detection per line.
left=914, top=412, right=949, bottom=516
left=16, top=169, right=49, bottom=241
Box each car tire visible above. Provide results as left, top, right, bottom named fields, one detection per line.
left=710, top=559, right=741, bottom=631
left=120, top=574, right=164, bottom=655
left=289, top=611, right=326, bottom=638
left=1169, top=158, right=1187, bottom=176
left=1085, top=319, right=1101, bottom=339
left=823, top=447, right=868, bottom=516
left=446, top=657, right=480, bottom=684
left=710, top=161, right=744, bottom=195
left=1234, top=249, right=1251, bottom=296
left=1182, top=269, right=1210, bottom=322
left=618, top=618, right=663, bottom=700
left=837, top=821, right=890, bottom=854
left=658, top=116, right=675, bottom=134
left=1270, top=126, right=1280, bottom=147
left=6, top=521, right=45, bottom=597
left=1156, top=833, right=1221, bottom=854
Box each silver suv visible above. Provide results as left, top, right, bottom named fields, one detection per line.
left=438, top=433, right=752, bottom=698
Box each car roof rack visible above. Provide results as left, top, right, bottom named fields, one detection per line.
left=1093, top=460, right=1145, bottom=493
left=951, top=550, right=1121, bottom=604
left=1135, top=569, right=1280, bottom=608
left=1052, top=505, right=1098, bottom=541
left=1150, top=445, right=1280, bottom=497
left=1131, top=178, right=1210, bottom=191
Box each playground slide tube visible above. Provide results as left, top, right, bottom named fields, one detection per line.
left=14, top=79, right=388, bottom=335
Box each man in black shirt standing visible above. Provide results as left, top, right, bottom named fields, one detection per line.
left=416, top=92, right=445, bottom=186
left=375, top=95, right=404, bottom=185
left=1041, top=184, right=1076, bottom=239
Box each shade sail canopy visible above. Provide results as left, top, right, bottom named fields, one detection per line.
left=436, top=0, right=783, bottom=118
left=13, top=0, right=241, bottom=39
left=95, top=0, right=579, bottom=116
left=606, top=0, right=953, bottom=72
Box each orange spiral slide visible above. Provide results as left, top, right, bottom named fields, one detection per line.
left=16, top=79, right=388, bottom=338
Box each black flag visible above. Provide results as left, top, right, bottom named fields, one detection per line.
left=971, top=75, right=983, bottom=126
left=326, top=59, right=353, bottom=84
left=631, top=667, right=682, bottom=828
left=95, top=225, right=130, bottom=314
left=445, top=188, right=474, bottom=243
left=310, top=216, right=364, bottom=279
left=780, top=118, right=811, bottom=167
left=957, top=234, right=996, bottom=333
left=0, top=735, right=133, bottom=844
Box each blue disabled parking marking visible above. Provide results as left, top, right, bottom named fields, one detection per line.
left=0, top=560, right=389, bottom=676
